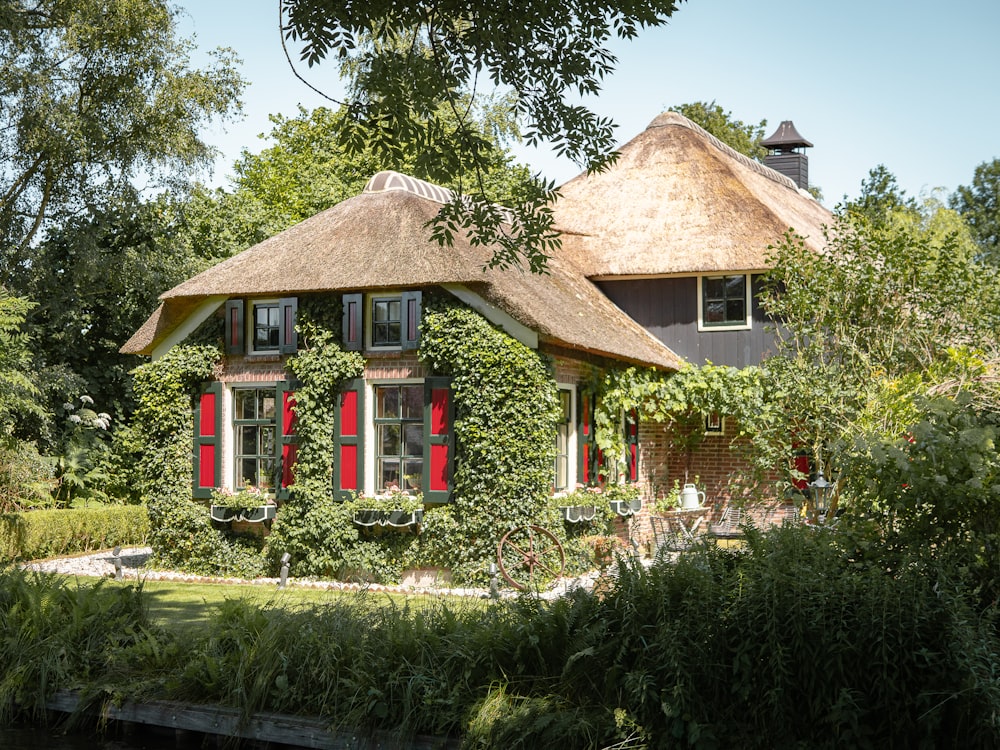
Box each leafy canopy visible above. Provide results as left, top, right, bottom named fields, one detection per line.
left=669, top=101, right=767, bottom=161
left=0, top=0, right=245, bottom=281
left=279, top=0, right=686, bottom=272
left=950, top=157, right=1000, bottom=265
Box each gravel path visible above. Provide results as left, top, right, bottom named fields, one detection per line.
left=21, top=547, right=606, bottom=599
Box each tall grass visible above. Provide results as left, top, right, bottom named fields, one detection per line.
left=2, top=522, right=998, bottom=748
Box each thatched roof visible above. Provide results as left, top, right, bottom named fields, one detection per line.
left=551, top=111, right=833, bottom=277
left=122, top=171, right=683, bottom=370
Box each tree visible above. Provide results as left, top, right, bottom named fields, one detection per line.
left=0, top=0, right=245, bottom=282
left=0, top=288, right=42, bottom=445
left=279, top=0, right=686, bottom=272
left=950, top=157, right=1000, bottom=264
left=843, top=165, right=919, bottom=225
left=669, top=101, right=767, bottom=161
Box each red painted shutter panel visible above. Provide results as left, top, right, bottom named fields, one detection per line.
left=192, top=382, right=223, bottom=499
left=333, top=379, right=364, bottom=500
left=424, top=377, right=453, bottom=503
left=626, top=409, right=639, bottom=482
left=277, top=381, right=298, bottom=498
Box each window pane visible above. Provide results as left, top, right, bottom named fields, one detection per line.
left=725, top=275, right=745, bottom=296
left=704, top=277, right=725, bottom=299
left=236, top=390, right=256, bottom=419
left=705, top=301, right=725, bottom=323
left=403, top=424, right=422, bottom=455
left=379, top=459, right=400, bottom=490
left=386, top=322, right=400, bottom=344
left=259, top=426, right=275, bottom=455
left=376, top=386, right=399, bottom=418
left=400, top=385, right=422, bottom=419
left=239, top=458, right=257, bottom=486
left=402, top=459, right=422, bottom=491
left=374, top=300, right=390, bottom=322
left=726, top=298, right=746, bottom=322
left=259, top=458, right=276, bottom=488
left=379, top=424, right=401, bottom=455
left=259, top=394, right=276, bottom=419
left=239, top=425, right=257, bottom=455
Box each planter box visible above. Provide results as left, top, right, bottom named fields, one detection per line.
left=210, top=504, right=276, bottom=524
left=559, top=504, right=598, bottom=523
left=609, top=497, right=642, bottom=517
left=353, top=509, right=424, bottom=529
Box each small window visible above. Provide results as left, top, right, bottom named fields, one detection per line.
left=374, top=383, right=423, bottom=492
left=253, top=303, right=281, bottom=352
left=233, top=387, right=277, bottom=489
left=700, top=274, right=750, bottom=330
left=372, top=297, right=402, bottom=347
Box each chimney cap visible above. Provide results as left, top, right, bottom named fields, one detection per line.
left=761, top=120, right=813, bottom=150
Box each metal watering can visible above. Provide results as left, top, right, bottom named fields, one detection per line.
left=680, top=483, right=705, bottom=510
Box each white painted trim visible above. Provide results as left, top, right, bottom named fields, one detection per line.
left=365, top=291, right=404, bottom=352
left=555, top=383, right=577, bottom=492
left=151, top=296, right=226, bottom=360
left=247, top=298, right=281, bottom=356
left=440, top=284, right=538, bottom=348
left=696, top=273, right=753, bottom=332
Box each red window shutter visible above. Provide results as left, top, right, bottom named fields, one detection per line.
left=577, top=389, right=595, bottom=485
left=424, top=377, right=453, bottom=503
left=277, top=381, right=298, bottom=499
left=333, top=378, right=364, bottom=500
left=342, top=293, right=362, bottom=351
left=224, top=299, right=244, bottom=355
left=626, top=409, right=639, bottom=482
left=192, top=382, right=223, bottom=499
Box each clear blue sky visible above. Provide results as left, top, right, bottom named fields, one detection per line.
left=176, top=0, right=1000, bottom=209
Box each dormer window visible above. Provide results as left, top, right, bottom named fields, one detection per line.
left=698, top=274, right=751, bottom=331
left=253, top=302, right=281, bottom=352
left=372, top=297, right=402, bottom=347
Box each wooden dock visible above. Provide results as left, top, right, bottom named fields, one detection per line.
left=46, top=690, right=460, bottom=749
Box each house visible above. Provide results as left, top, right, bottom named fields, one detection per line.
left=122, top=112, right=831, bottom=562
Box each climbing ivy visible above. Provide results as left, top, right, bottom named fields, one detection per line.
left=419, top=295, right=564, bottom=582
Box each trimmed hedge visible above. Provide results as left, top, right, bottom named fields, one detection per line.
left=0, top=506, right=150, bottom=562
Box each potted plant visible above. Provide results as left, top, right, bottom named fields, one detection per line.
left=605, top=482, right=642, bottom=517
left=554, top=484, right=604, bottom=524
left=210, top=485, right=277, bottom=523
left=352, top=485, right=424, bottom=529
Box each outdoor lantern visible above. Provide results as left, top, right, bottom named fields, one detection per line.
left=808, top=470, right=835, bottom=519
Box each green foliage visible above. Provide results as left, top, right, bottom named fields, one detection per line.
left=0, top=289, right=43, bottom=446
left=128, top=344, right=221, bottom=499
left=0, top=442, right=53, bottom=513
left=0, top=505, right=149, bottom=562
left=281, top=0, right=685, bottom=272
left=951, top=157, right=1000, bottom=264
left=669, top=100, right=768, bottom=161
left=419, top=296, right=562, bottom=582
left=0, top=0, right=245, bottom=273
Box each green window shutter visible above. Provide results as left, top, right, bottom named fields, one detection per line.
left=400, top=290, right=422, bottom=350
left=333, top=378, right=365, bottom=501
left=278, top=297, right=298, bottom=354
left=577, top=388, right=597, bottom=485
left=423, top=377, right=454, bottom=503
left=192, top=381, right=223, bottom=499
left=342, top=293, right=362, bottom=351
left=276, top=380, right=299, bottom=500
left=224, top=299, right=244, bottom=355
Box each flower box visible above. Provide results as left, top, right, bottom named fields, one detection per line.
left=559, top=504, right=598, bottom=523
left=210, top=504, right=276, bottom=524
left=353, top=508, right=424, bottom=529
left=609, top=497, right=642, bottom=517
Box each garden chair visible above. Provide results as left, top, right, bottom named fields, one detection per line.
left=708, top=506, right=742, bottom=539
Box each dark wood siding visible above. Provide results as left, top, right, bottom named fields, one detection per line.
left=596, top=275, right=777, bottom=368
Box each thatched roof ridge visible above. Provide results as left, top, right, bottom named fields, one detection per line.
left=123, top=173, right=683, bottom=370
left=552, top=111, right=833, bottom=277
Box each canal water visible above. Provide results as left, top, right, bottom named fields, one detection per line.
left=0, top=723, right=204, bottom=749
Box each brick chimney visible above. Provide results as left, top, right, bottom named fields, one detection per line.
left=761, top=120, right=812, bottom=190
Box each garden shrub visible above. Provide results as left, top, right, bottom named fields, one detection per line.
left=0, top=505, right=150, bottom=562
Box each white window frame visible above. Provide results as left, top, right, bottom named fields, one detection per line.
left=554, top=384, right=577, bottom=492
left=364, top=378, right=424, bottom=497
left=697, top=273, right=753, bottom=332
left=248, top=299, right=281, bottom=355
left=366, top=291, right=404, bottom=351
